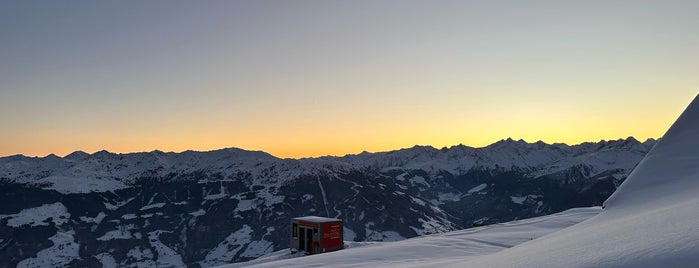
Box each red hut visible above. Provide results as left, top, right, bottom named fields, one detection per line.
left=290, top=216, right=343, bottom=255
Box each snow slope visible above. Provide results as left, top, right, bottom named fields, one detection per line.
left=0, top=202, right=70, bottom=227
left=223, top=207, right=601, bottom=267
left=16, top=230, right=80, bottom=268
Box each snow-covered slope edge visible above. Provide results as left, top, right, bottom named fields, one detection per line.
left=222, top=207, right=601, bottom=268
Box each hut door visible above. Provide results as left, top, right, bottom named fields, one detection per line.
left=299, top=228, right=306, bottom=251
left=305, top=228, right=313, bottom=253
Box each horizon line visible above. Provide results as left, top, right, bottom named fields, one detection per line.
left=0, top=136, right=659, bottom=160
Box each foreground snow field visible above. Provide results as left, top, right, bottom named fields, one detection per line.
left=227, top=94, right=699, bottom=268
left=223, top=207, right=601, bottom=267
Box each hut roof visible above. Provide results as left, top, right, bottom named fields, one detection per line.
left=293, top=216, right=341, bottom=223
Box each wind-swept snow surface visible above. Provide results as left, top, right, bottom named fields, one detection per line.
left=221, top=207, right=601, bottom=267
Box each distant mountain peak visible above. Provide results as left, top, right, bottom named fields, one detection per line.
left=485, top=137, right=530, bottom=150
left=91, top=150, right=113, bottom=157
left=65, top=151, right=89, bottom=159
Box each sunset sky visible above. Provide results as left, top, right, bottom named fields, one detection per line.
left=1, top=1, right=698, bottom=158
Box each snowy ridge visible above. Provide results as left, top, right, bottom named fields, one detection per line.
left=338, top=137, right=652, bottom=177
left=0, top=148, right=288, bottom=194
left=0, top=138, right=653, bottom=194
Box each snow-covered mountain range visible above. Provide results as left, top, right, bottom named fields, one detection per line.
left=0, top=137, right=655, bottom=267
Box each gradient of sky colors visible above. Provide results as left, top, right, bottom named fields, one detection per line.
left=1, top=1, right=698, bottom=158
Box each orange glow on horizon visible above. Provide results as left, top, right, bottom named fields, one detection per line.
left=0, top=125, right=670, bottom=160
left=0, top=90, right=687, bottom=160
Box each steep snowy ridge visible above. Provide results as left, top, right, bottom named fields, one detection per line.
left=0, top=138, right=655, bottom=266
left=0, top=147, right=292, bottom=194
left=339, top=137, right=653, bottom=177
